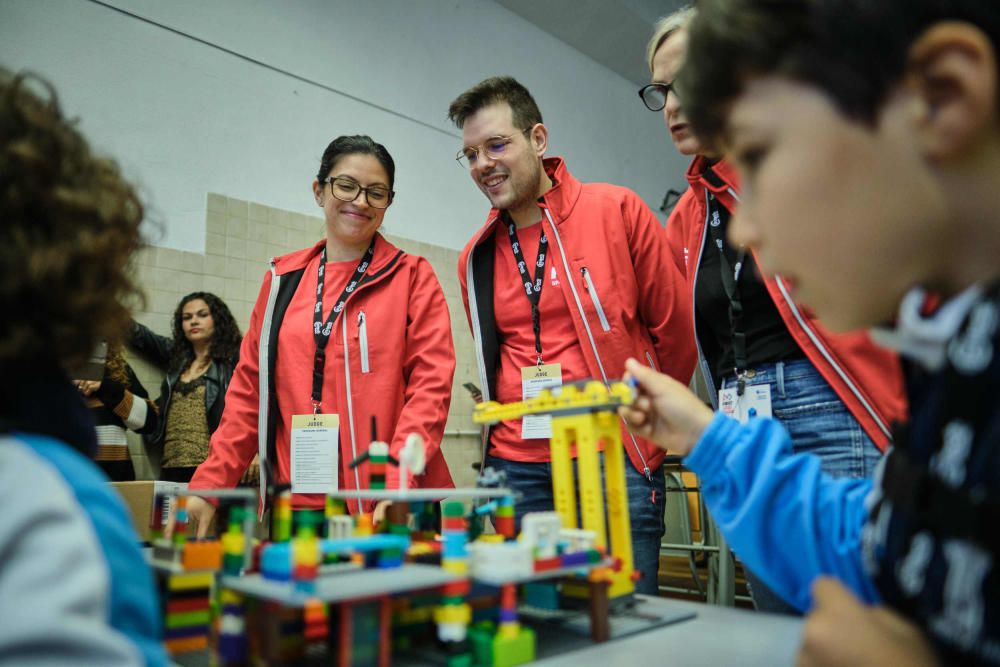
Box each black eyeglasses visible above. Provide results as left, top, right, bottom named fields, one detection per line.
left=324, top=176, right=394, bottom=209
left=638, top=82, right=676, bottom=112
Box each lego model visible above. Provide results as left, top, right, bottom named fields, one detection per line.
left=473, top=380, right=639, bottom=597
left=148, top=385, right=690, bottom=666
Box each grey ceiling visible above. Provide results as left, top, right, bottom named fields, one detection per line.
left=496, top=0, right=691, bottom=87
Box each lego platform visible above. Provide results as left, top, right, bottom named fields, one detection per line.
left=220, top=563, right=463, bottom=606
left=171, top=594, right=695, bottom=667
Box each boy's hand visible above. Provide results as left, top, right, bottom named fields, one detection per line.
left=619, top=358, right=714, bottom=456
left=797, top=578, right=938, bottom=667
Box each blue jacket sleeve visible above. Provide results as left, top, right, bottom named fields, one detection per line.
left=683, top=412, right=881, bottom=611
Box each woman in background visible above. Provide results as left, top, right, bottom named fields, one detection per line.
left=130, top=291, right=241, bottom=482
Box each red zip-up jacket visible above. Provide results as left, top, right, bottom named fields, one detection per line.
left=666, top=156, right=907, bottom=448
left=458, top=157, right=697, bottom=478
left=190, top=236, right=455, bottom=513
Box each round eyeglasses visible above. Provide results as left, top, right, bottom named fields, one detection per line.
left=638, top=82, right=676, bottom=112
left=324, top=176, right=393, bottom=209
left=456, top=127, right=533, bottom=169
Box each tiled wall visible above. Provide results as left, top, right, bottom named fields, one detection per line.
left=126, top=193, right=483, bottom=487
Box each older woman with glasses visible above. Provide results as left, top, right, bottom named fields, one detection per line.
left=640, top=7, right=908, bottom=613
left=185, top=135, right=455, bottom=535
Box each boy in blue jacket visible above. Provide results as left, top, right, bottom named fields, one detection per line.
left=623, top=1, right=1000, bottom=665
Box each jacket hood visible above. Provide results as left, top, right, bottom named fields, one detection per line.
left=272, top=233, right=403, bottom=276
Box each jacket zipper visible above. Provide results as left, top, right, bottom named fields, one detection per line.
left=774, top=277, right=891, bottom=439
left=342, top=314, right=363, bottom=508
left=466, top=218, right=499, bottom=466
left=256, top=259, right=281, bottom=517
left=543, top=208, right=652, bottom=480
left=358, top=310, right=370, bottom=373
left=644, top=351, right=659, bottom=371
left=695, top=191, right=720, bottom=408
left=580, top=267, right=611, bottom=332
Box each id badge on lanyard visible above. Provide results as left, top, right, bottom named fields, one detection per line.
left=290, top=413, right=340, bottom=494
left=520, top=363, right=563, bottom=439
left=296, top=241, right=373, bottom=494
left=718, top=383, right=772, bottom=424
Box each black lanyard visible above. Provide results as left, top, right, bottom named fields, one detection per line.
left=311, top=240, right=376, bottom=411
left=705, top=193, right=750, bottom=394
left=506, top=216, right=548, bottom=365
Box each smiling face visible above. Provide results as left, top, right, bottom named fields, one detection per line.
left=725, top=77, right=949, bottom=331
left=460, top=102, right=549, bottom=224
left=312, top=153, right=390, bottom=257
left=181, top=298, right=215, bottom=344
left=651, top=29, right=703, bottom=156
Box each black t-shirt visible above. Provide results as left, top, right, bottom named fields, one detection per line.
left=694, top=191, right=803, bottom=386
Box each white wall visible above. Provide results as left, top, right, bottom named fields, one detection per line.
left=1, top=0, right=689, bottom=253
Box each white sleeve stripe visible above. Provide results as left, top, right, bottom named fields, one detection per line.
left=123, top=397, right=148, bottom=431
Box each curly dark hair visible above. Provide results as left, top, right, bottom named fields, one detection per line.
left=0, top=69, right=145, bottom=374
left=169, top=291, right=242, bottom=373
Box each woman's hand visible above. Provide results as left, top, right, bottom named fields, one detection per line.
left=75, top=380, right=101, bottom=396
left=373, top=500, right=392, bottom=526
left=618, top=358, right=714, bottom=457
left=184, top=496, right=217, bottom=539
left=240, top=456, right=260, bottom=486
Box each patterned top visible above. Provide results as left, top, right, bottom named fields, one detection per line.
left=863, top=282, right=1000, bottom=665
left=161, top=377, right=210, bottom=469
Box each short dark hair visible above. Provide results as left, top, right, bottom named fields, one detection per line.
left=447, top=76, right=543, bottom=130
left=316, top=135, right=396, bottom=191
left=169, top=292, right=242, bottom=373
left=679, top=0, right=1000, bottom=147
left=0, top=69, right=145, bottom=373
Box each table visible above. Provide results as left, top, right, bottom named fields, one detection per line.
left=534, top=596, right=803, bottom=667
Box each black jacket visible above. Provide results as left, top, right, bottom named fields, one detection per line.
left=128, top=322, right=237, bottom=455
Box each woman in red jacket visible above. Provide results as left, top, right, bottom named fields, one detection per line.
left=186, top=135, right=455, bottom=534
left=641, top=8, right=907, bottom=613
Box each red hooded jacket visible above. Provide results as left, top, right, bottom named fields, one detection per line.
left=190, top=236, right=455, bottom=512
left=666, top=157, right=907, bottom=448
left=458, top=157, right=697, bottom=478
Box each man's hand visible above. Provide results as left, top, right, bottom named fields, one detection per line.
left=618, top=358, right=714, bottom=456
left=797, top=578, right=938, bottom=667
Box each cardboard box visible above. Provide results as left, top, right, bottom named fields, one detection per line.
left=111, top=480, right=187, bottom=542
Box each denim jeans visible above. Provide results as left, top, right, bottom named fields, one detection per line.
left=719, top=358, right=883, bottom=613
left=484, top=452, right=666, bottom=595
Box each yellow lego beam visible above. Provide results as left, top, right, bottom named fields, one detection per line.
left=472, top=381, right=634, bottom=425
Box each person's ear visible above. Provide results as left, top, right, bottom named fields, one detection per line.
left=312, top=179, right=324, bottom=206
left=906, top=21, right=997, bottom=160
left=529, top=123, right=549, bottom=158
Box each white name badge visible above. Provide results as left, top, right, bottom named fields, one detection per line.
left=290, top=413, right=339, bottom=494
left=718, top=383, right=773, bottom=424
left=520, top=363, right=563, bottom=439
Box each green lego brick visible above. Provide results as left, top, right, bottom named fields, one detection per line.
left=492, top=627, right=535, bottom=667
left=468, top=622, right=496, bottom=667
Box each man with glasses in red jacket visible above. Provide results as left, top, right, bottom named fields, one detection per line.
left=448, top=76, right=696, bottom=595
